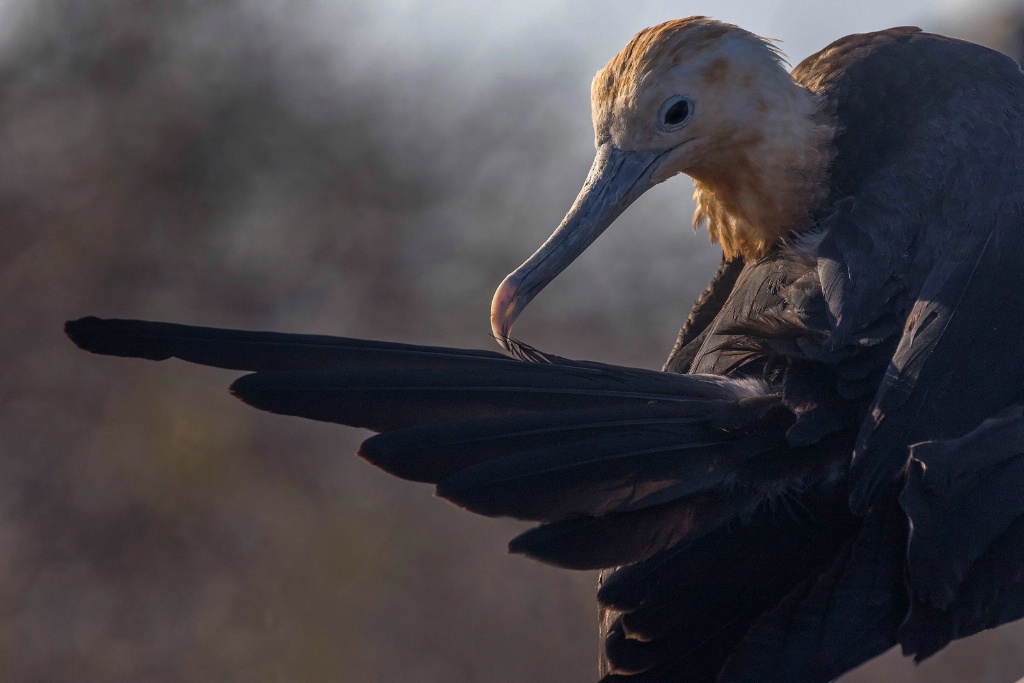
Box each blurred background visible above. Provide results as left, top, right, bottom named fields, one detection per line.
left=4, top=1, right=1024, bottom=681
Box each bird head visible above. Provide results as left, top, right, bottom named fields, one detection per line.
left=491, top=17, right=832, bottom=348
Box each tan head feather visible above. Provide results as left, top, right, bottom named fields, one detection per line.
left=591, top=18, right=834, bottom=260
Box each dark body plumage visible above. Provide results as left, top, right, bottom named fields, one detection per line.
left=66, top=27, right=1024, bottom=683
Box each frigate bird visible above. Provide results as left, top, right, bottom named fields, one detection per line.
left=66, top=17, right=1024, bottom=683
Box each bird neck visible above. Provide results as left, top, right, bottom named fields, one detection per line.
left=689, top=83, right=834, bottom=260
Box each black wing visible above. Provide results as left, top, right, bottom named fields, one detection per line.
left=67, top=313, right=861, bottom=680
left=793, top=27, right=1024, bottom=656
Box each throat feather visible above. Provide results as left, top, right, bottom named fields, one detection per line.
left=690, top=93, right=834, bottom=260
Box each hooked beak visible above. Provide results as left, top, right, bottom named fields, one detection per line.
left=490, top=143, right=670, bottom=348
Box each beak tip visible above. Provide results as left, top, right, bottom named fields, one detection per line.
left=488, top=144, right=659, bottom=353
left=490, top=320, right=512, bottom=351
left=490, top=277, right=518, bottom=351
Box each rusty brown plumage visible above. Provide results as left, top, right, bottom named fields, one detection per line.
left=591, top=17, right=834, bottom=260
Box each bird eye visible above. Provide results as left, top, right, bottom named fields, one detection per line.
left=658, top=96, right=693, bottom=132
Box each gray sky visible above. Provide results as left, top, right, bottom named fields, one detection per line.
left=302, top=0, right=987, bottom=82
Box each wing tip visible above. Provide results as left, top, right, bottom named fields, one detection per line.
left=228, top=373, right=270, bottom=409
left=507, top=523, right=604, bottom=570
left=65, top=316, right=106, bottom=352
left=356, top=435, right=441, bottom=484
left=508, top=527, right=547, bottom=562
left=65, top=315, right=181, bottom=362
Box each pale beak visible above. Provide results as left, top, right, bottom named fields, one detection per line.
left=490, top=143, right=669, bottom=348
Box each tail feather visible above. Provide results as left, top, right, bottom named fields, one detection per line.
left=357, top=402, right=732, bottom=484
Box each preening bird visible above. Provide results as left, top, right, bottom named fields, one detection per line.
left=66, top=17, right=1024, bottom=683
